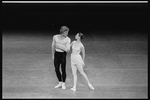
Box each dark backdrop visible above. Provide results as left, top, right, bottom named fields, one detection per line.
left=2, top=3, right=148, bottom=35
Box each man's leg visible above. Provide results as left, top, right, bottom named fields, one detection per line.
left=61, top=51, right=67, bottom=89
left=54, top=51, right=62, bottom=88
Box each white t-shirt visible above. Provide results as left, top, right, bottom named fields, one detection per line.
left=53, top=34, right=71, bottom=52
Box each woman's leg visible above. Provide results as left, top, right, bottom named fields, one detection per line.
left=77, top=63, right=94, bottom=90
left=71, top=62, right=77, bottom=91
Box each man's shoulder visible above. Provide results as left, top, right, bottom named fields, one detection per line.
left=53, top=34, right=59, bottom=37
left=53, top=34, right=59, bottom=38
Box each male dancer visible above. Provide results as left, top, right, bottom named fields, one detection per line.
left=51, top=26, right=71, bottom=89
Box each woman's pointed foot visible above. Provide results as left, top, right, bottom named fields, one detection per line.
left=88, top=83, right=94, bottom=90
left=71, top=87, right=76, bottom=92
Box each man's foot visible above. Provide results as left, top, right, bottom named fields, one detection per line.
left=54, top=82, right=62, bottom=88
left=71, top=87, right=76, bottom=92
left=62, top=82, right=66, bottom=89
left=88, top=83, right=94, bottom=90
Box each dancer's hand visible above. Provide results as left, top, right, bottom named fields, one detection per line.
left=65, top=48, right=70, bottom=52
left=56, top=44, right=66, bottom=51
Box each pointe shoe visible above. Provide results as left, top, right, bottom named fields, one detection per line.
left=62, top=83, right=66, bottom=89
left=54, top=82, right=62, bottom=88
left=71, top=87, right=76, bottom=92
left=88, top=83, right=94, bottom=90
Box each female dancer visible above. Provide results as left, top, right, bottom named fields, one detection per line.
left=70, top=32, right=94, bottom=92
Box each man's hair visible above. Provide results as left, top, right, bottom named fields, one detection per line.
left=78, top=32, right=84, bottom=40
left=60, top=26, right=69, bottom=34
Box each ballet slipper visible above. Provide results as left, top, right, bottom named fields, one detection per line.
left=71, top=87, right=76, bottom=92
left=54, top=82, right=62, bottom=88
left=62, top=82, right=66, bottom=89
left=88, top=83, right=94, bottom=90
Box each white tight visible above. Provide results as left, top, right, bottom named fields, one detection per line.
left=71, top=63, right=91, bottom=88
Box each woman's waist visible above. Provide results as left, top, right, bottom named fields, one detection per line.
left=71, top=53, right=82, bottom=58
left=71, top=53, right=80, bottom=55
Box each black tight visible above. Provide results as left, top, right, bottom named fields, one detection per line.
left=54, top=51, right=67, bottom=82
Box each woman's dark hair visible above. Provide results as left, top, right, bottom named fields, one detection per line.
left=78, top=32, right=84, bottom=40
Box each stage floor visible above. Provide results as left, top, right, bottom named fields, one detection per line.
left=2, top=31, right=148, bottom=98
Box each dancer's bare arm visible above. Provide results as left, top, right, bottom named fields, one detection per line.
left=51, top=36, right=56, bottom=60
left=70, top=41, right=74, bottom=47
left=66, top=38, right=71, bottom=52
left=55, top=44, right=66, bottom=51
left=81, top=45, right=85, bottom=62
